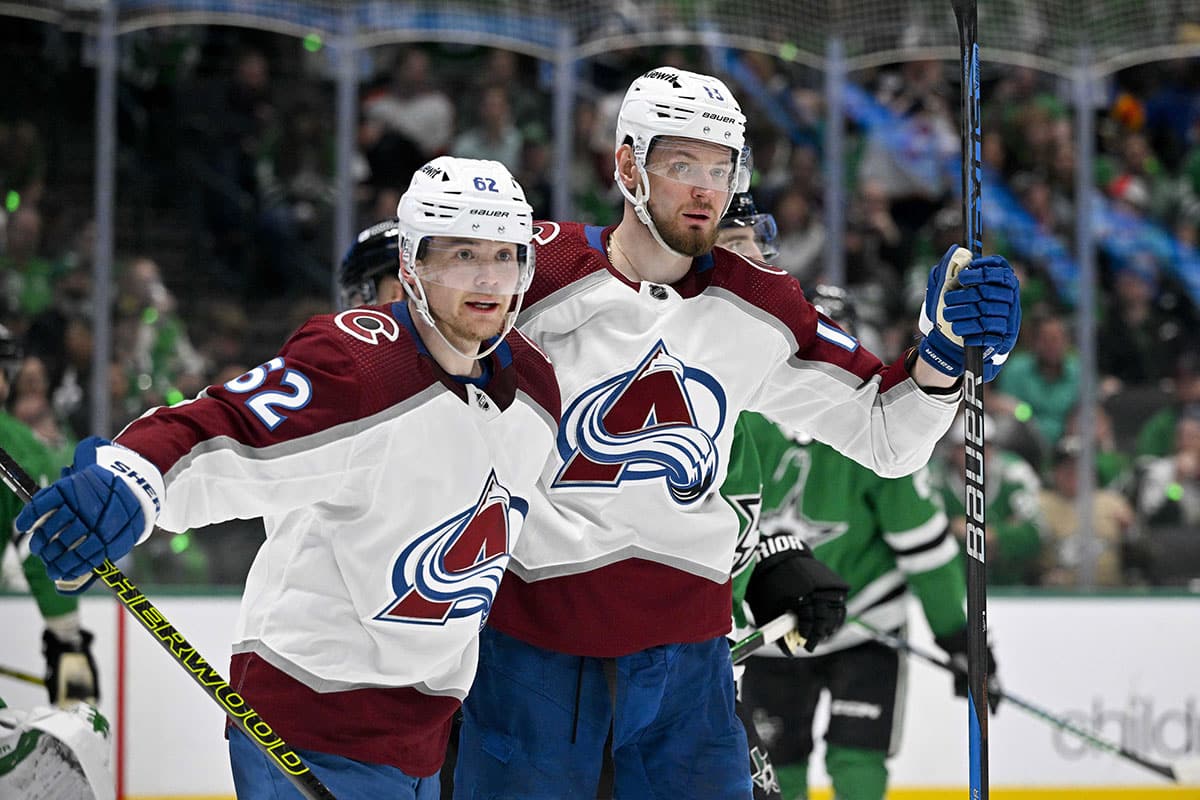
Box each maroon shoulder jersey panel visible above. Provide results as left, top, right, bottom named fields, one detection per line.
left=506, top=329, right=561, bottom=425
left=704, top=250, right=915, bottom=391
left=524, top=221, right=614, bottom=306
left=489, top=560, right=733, bottom=657
left=118, top=309, right=436, bottom=475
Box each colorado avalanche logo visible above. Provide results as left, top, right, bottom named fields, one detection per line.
left=553, top=341, right=726, bottom=504
left=374, top=472, right=527, bottom=628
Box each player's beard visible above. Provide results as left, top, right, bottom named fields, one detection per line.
left=439, top=304, right=508, bottom=351
left=648, top=200, right=721, bottom=256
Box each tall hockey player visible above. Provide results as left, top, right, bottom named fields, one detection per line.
left=16, top=157, right=561, bottom=800
left=456, top=67, right=1022, bottom=797
left=0, top=327, right=99, bottom=709
left=735, top=287, right=1001, bottom=800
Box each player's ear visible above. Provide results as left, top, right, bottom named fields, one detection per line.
left=615, top=145, right=639, bottom=190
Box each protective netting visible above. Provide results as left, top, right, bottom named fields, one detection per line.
left=5, top=0, right=1200, bottom=72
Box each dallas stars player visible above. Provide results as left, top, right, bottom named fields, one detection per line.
left=0, top=327, right=100, bottom=709
left=730, top=287, right=1001, bottom=800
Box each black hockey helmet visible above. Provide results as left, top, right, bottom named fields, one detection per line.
left=338, top=218, right=400, bottom=308
left=718, top=191, right=779, bottom=260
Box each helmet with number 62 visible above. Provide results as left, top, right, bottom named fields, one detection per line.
left=396, top=156, right=535, bottom=360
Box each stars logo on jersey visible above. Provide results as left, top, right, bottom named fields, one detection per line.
left=749, top=745, right=781, bottom=796
left=374, top=471, right=528, bottom=628
left=553, top=340, right=726, bottom=505
left=728, top=492, right=763, bottom=577
left=762, top=442, right=849, bottom=549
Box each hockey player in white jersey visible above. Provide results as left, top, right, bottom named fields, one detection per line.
left=16, top=157, right=561, bottom=800
left=455, top=67, right=1022, bottom=798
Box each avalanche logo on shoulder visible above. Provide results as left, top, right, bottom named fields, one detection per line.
left=335, top=308, right=401, bottom=345
left=375, top=472, right=527, bottom=628
left=553, top=340, right=726, bottom=504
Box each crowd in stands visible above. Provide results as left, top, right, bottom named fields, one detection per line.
left=1, top=19, right=1198, bottom=589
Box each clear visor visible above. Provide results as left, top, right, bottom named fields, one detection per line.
left=718, top=214, right=779, bottom=260
left=644, top=137, right=739, bottom=192
left=413, top=237, right=533, bottom=295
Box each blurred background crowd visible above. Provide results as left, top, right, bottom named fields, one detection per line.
left=2, top=5, right=1199, bottom=591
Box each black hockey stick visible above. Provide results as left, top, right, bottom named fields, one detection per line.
left=951, top=0, right=989, bottom=797
left=850, top=618, right=1200, bottom=784
left=0, top=445, right=339, bottom=800
left=730, top=612, right=806, bottom=665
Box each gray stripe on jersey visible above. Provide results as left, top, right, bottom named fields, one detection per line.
left=232, top=639, right=469, bottom=700
left=702, top=285, right=909, bottom=395
left=507, top=543, right=729, bottom=584
left=515, top=389, right=559, bottom=436
left=519, top=270, right=612, bottom=326
left=161, top=384, right=446, bottom=485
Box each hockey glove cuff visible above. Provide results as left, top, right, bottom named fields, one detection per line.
left=17, top=437, right=164, bottom=583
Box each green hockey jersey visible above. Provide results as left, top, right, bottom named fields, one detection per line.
left=932, top=449, right=1044, bottom=586
left=723, top=412, right=966, bottom=654
left=0, top=412, right=77, bottom=619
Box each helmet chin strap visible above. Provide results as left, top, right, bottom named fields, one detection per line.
left=617, top=160, right=692, bottom=262
left=403, top=278, right=519, bottom=363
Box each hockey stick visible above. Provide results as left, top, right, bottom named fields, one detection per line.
left=951, top=0, right=989, bottom=797
left=730, top=611, right=806, bottom=665
left=0, top=446, right=339, bottom=800
left=850, top=618, right=1200, bottom=784
left=0, top=663, right=46, bottom=687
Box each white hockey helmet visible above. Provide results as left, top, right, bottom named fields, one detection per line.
left=614, top=67, right=746, bottom=257
left=396, top=156, right=535, bottom=360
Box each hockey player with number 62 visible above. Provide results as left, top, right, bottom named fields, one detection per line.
left=15, top=157, right=561, bottom=799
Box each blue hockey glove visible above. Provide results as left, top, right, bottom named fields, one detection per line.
left=16, top=436, right=162, bottom=587
left=918, top=246, right=1021, bottom=382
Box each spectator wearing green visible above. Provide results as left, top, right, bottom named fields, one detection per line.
left=1136, top=352, right=1200, bottom=458
left=997, top=312, right=1080, bottom=448
left=933, top=417, right=1046, bottom=586
left=0, top=326, right=99, bottom=707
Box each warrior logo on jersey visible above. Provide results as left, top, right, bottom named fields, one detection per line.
left=553, top=340, right=726, bottom=505
left=374, top=472, right=528, bottom=628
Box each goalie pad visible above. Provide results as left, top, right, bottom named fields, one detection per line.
left=0, top=701, right=114, bottom=800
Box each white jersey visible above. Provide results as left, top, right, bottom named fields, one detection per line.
left=116, top=302, right=559, bottom=774
left=487, top=222, right=958, bottom=657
